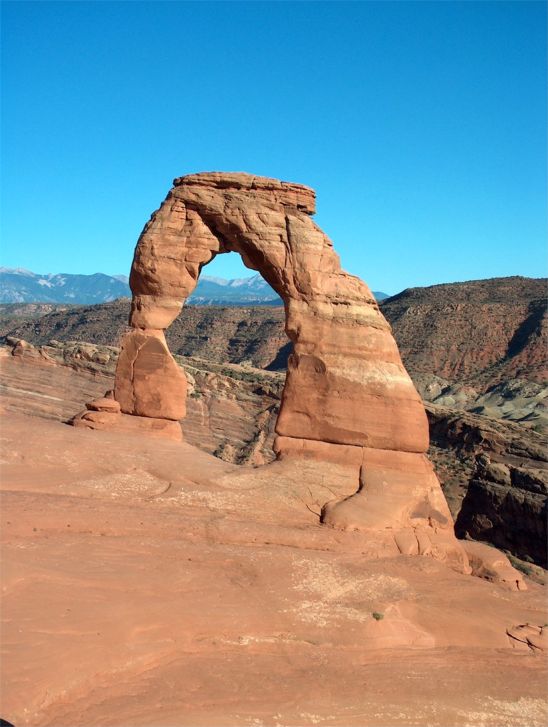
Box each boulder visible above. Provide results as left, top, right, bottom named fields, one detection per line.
left=85, top=397, right=121, bottom=414
left=72, top=409, right=182, bottom=441
left=463, top=540, right=527, bottom=591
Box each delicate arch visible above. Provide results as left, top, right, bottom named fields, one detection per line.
left=115, top=172, right=428, bottom=454
left=74, top=172, right=470, bottom=572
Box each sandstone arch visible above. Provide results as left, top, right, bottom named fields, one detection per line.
left=119, top=172, right=429, bottom=451
left=74, top=172, right=469, bottom=570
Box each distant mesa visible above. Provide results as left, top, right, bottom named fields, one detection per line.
left=0, top=267, right=389, bottom=305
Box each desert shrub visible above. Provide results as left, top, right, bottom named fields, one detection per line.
left=508, top=554, right=533, bottom=576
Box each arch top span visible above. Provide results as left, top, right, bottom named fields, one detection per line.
left=172, top=171, right=317, bottom=214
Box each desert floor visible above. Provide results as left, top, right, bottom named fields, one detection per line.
left=1, top=354, right=547, bottom=727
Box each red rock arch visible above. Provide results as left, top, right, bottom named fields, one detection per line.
left=117, top=172, right=428, bottom=453
left=75, top=172, right=469, bottom=570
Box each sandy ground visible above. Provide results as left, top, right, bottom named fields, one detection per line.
left=0, top=354, right=547, bottom=726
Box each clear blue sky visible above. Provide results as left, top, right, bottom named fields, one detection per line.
left=1, top=1, right=546, bottom=294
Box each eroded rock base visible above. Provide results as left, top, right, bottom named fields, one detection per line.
left=72, top=397, right=182, bottom=441
left=275, top=435, right=472, bottom=574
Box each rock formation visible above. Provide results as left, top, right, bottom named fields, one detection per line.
left=72, top=173, right=470, bottom=570
left=456, top=453, right=548, bottom=568
left=5, top=275, right=546, bottom=401
left=3, top=408, right=547, bottom=726
left=114, top=173, right=427, bottom=442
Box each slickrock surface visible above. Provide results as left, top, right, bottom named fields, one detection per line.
left=3, top=340, right=547, bottom=571
left=1, top=410, right=547, bottom=727
left=0, top=341, right=284, bottom=464
left=0, top=340, right=113, bottom=421
left=2, top=178, right=546, bottom=724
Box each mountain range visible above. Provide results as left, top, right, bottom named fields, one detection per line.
left=0, top=268, right=389, bottom=305
left=0, top=269, right=130, bottom=305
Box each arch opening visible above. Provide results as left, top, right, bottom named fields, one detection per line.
left=167, top=250, right=290, bottom=465
left=173, top=255, right=290, bottom=370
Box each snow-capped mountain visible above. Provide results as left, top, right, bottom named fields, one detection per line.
left=0, top=269, right=282, bottom=305
left=187, top=274, right=282, bottom=305
left=0, top=269, right=131, bottom=304
left=0, top=269, right=388, bottom=305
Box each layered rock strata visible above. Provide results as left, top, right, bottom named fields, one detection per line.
left=456, top=454, right=548, bottom=568
left=4, top=338, right=544, bottom=576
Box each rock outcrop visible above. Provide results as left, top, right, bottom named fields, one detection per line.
left=4, top=275, right=546, bottom=401
left=68, top=172, right=474, bottom=570
left=425, top=402, right=548, bottom=568
left=120, top=173, right=428, bottom=446
left=456, top=454, right=548, bottom=568
left=3, top=409, right=548, bottom=726
left=462, top=540, right=527, bottom=591
left=45, top=175, right=527, bottom=577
